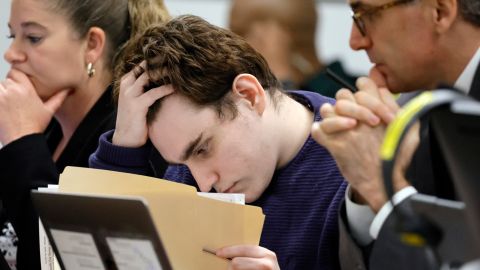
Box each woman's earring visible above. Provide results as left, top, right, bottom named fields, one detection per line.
left=87, top=62, right=96, bottom=78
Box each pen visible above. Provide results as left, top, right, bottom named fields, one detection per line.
left=202, top=247, right=231, bottom=261
left=325, top=68, right=358, bottom=93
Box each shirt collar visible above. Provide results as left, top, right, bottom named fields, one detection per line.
left=454, top=47, right=480, bottom=94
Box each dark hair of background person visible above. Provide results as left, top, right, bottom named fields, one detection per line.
left=458, top=0, right=480, bottom=26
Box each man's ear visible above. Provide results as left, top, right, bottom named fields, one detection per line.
left=231, top=74, right=266, bottom=115
left=84, top=27, right=107, bottom=67
left=431, top=0, right=457, bottom=33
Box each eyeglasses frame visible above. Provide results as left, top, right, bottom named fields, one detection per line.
left=351, top=0, right=416, bottom=36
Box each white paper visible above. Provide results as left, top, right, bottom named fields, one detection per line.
left=38, top=186, right=61, bottom=270
left=39, top=221, right=61, bottom=270
left=106, top=237, right=163, bottom=270
left=50, top=229, right=105, bottom=270
left=197, top=192, right=245, bottom=205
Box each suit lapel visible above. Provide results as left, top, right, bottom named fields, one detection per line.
left=469, top=62, right=480, bottom=100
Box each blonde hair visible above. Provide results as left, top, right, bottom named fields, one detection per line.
left=46, top=0, right=170, bottom=70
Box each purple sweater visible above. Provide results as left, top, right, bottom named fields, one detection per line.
left=90, top=91, right=347, bottom=269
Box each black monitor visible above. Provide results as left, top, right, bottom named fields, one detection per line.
left=31, top=191, right=173, bottom=270
left=430, top=99, right=480, bottom=257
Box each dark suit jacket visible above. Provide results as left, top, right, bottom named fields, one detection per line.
left=339, top=63, right=480, bottom=270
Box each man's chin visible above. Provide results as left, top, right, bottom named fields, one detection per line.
left=385, top=77, right=425, bottom=94
left=371, top=68, right=406, bottom=94
left=369, top=65, right=388, bottom=88
left=384, top=80, right=405, bottom=94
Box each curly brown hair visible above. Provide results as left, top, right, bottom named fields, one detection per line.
left=115, top=15, right=282, bottom=124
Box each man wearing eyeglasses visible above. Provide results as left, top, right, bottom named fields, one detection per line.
left=349, top=0, right=480, bottom=96
left=313, top=0, right=479, bottom=269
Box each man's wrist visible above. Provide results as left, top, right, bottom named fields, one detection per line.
left=112, top=130, right=146, bottom=148
left=369, top=186, right=417, bottom=239
left=350, top=185, right=387, bottom=213
left=350, top=188, right=367, bottom=205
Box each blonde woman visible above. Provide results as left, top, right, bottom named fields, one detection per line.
left=0, top=0, right=170, bottom=268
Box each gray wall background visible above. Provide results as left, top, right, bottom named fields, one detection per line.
left=0, top=0, right=371, bottom=79
left=0, top=0, right=10, bottom=78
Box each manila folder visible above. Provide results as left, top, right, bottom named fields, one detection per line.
left=58, top=166, right=265, bottom=270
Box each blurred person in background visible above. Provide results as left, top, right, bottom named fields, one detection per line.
left=229, top=0, right=358, bottom=98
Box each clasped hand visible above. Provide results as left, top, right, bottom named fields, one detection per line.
left=311, top=77, right=418, bottom=212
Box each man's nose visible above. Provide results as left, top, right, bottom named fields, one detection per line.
left=192, top=166, right=220, bottom=193
left=349, top=22, right=372, bottom=51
